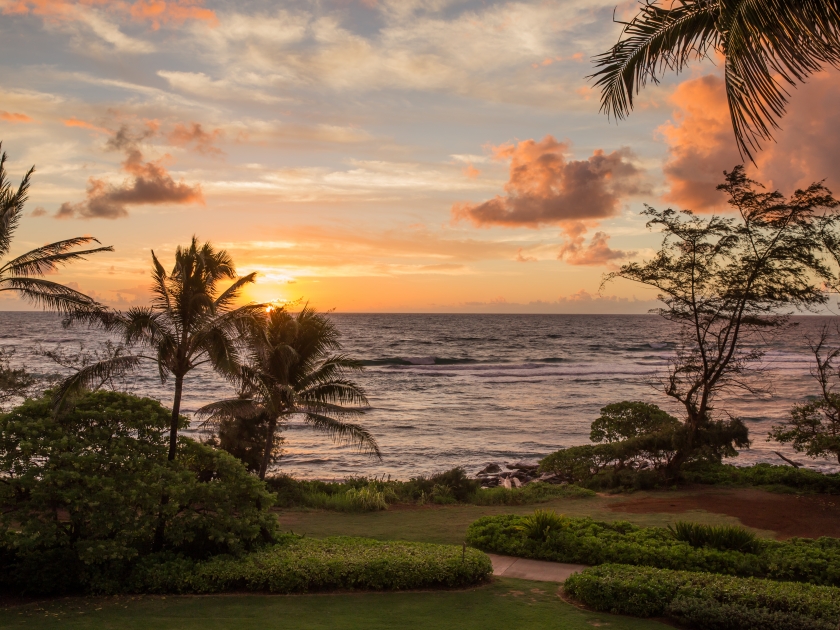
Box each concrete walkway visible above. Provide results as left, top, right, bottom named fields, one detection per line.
left=487, top=554, right=587, bottom=583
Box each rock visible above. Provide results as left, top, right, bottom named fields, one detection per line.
left=502, top=477, right=512, bottom=489
left=511, top=477, right=521, bottom=488
left=509, top=460, right=540, bottom=471
left=478, top=463, right=502, bottom=475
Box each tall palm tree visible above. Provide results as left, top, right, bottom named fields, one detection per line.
left=198, top=306, right=380, bottom=480
left=1, top=144, right=112, bottom=315
left=56, top=237, right=263, bottom=461
left=591, top=1, right=840, bottom=160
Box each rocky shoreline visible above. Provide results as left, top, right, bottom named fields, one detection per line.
left=474, top=460, right=563, bottom=489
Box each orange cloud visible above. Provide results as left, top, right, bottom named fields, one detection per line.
left=63, top=117, right=108, bottom=132
left=167, top=122, right=223, bottom=155
left=558, top=229, right=633, bottom=266
left=3, top=0, right=217, bottom=28
left=452, top=135, right=645, bottom=228
left=462, top=163, right=480, bottom=179
left=56, top=124, right=203, bottom=219
left=660, top=70, right=840, bottom=211
left=0, top=111, right=33, bottom=123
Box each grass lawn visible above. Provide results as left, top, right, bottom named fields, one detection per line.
left=0, top=578, right=673, bottom=630
left=276, top=492, right=763, bottom=546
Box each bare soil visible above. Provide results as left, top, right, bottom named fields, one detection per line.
left=609, top=487, right=840, bottom=539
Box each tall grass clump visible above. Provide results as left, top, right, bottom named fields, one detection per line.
left=668, top=521, right=763, bottom=554
left=516, top=509, right=567, bottom=541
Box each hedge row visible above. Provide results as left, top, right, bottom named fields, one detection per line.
left=127, top=536, right=493, bottom=594
left=466, top=514, right=840, bottom=586
left=564, top=564, right=840, bottom=630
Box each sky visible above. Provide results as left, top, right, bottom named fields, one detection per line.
left=1, top=0, right=840, bottom=313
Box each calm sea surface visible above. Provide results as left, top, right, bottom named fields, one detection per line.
left=2, top=312, right=839, bottom=477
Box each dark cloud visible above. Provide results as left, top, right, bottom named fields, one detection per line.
left=451, top=136, right=646, bottom=228
left=56, top=124, right=203, bottom=220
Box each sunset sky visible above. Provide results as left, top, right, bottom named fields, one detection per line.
left=2, top=0, right=839, bottom=313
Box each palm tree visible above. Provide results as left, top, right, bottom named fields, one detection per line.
left=198, top=306, right=380, bottom=480
left=590, top=1, right=840, bottom=160
left=1, top=144, right=112, bottom=315
left=56, top=237, right=263, bottom=461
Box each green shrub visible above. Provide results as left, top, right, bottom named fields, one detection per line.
left=668, top=521, right=763, bottom=554
left=682, top=462, right=840, bottom=494
left=128, top=536, right=492, bottom=594
left=564, top=564, right=840, bottom=630
left=466, top=514, right=840, bottom=586
left=0, top=391, right=277, bottom=595
left=345, top=486, right=388, bottom=511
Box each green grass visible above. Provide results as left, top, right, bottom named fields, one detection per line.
left=276, top=493, right=758, bottom=545
left=0, top=578, right=673, bottom=630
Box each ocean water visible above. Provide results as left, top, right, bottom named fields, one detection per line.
left=1, top=311, right=838, bottom=477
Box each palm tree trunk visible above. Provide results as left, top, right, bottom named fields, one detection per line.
left=168, top=375, right=184, bottom=461
left=259, top=416, right=278, bottom=480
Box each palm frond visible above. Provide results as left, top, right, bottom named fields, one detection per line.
left=303, top=412, right=381, bottom=459
left=195, top=397, right=264, bottom=427
left=1, top=240, right=114, bottom=277
left=214, top=272, right=258, bottom=312
left=590, top=1, right=718, bottom=121
left=0, top=276, right=102, bottom=315
left=51, top=354, right=142, bottom=413
left=0, top=148, right=33, bottom=258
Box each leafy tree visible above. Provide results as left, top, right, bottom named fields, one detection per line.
left=1, top=143, right=112, bottom=315
left=591, top=1, right=840, bottom=159
left=590, top=401, right=680, bottom=443
left=205, top=412, right=283, bottom=474
left=770, top=326, right=840, bottom=464
left=56, top=237, right=262, bottom=461
left=604, top=167, right=837, bottom=469
left=0, top=390, right=277, bottom=595
left=199, top=306, right=380, bottom=480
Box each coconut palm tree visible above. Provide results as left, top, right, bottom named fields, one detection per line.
left=591, top=1, right=840, bottom=160
left=198, top=306, right=380, bottom=480
left=1, top=144, right=112, bottom=315
left=55, top=237, right=263, bottom=461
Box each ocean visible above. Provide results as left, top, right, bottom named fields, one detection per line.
left=1, top=311, right=838, bottom=477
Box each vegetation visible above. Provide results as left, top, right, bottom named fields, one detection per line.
left=0, top=391, right=277, bottom=595
left=604, top=169, right=838, bottom=471
left=56, top=238, right=263, bottom=461
left=565, top=564, right=840, bottom=630
left=467, top=512, right=840, bottom=586
left=266, top=469, right=593, bottom=512
left=0, top=577, right=674, bottom=630
left=0, top=144, right=112, bottom=317
left=682, top=462, right=840, bottom=494
left=771, top=326, right=840, bottom=464
left=128, top=536, right=491, bottom=594
left=199, top=306, right=378, bottom=479
left=591, top=0, right=840, bottom=160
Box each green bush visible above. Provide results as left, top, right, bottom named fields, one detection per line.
left=0, top=391, right=277, bottom=595
left=564, top=564, right=840, bottom=630
left=682, top=462, right=840, bottom=494
left=466, top=513, right=840, bottom=586
left=128, top=536, right=492, bottom=594
left=669, top=521, right=763, bottom=554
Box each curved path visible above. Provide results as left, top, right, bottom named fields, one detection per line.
left=487, top=554, right=587, bottom=582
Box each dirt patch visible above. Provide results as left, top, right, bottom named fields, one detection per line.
left=609, top=488, right=840, bottom=539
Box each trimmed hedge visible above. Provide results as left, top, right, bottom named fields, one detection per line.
left=127, top=536, right=492, bottom=594
left=466, top=514, right=840, bottom=586
left=682, top=463, right=840, bottom=494
left=564, top=564, right=840, bottom=630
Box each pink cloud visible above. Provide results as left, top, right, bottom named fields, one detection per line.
left=451, top=135, right=645, bottom=229
left=660, top=69, right=840, bottom=211
left=3, top=0, right=217, bottom=28
left=0, top=111, right=33, bottom=123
